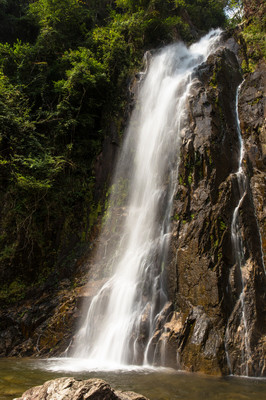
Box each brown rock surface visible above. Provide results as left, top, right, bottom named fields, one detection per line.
left=159, top=47, right=266, bottom=376
left=14, top=377, right=149, bottom=400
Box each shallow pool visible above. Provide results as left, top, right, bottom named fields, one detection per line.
left=0, top=358, right=265, bottom=400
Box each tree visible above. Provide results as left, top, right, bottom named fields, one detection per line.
left=29, top=0, right=91, bottom=49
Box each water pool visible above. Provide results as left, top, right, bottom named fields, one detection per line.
left=0, top=358, right=265, bottom=400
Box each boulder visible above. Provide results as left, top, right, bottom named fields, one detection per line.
left=14, top=377, right=149, bottom=400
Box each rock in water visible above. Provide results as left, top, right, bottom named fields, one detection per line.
left=14, top=377, right=149, bottom=400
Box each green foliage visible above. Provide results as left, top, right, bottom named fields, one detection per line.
left=115, top=0, right=226, bottom=46
left=173, top=214, right=180, bottom=221
left=210, top=70, right=218, bottom=89
left=242, top=19, right=265, bottom=71
left=225, top=0, right=244, bottom=26
left=219, top=218, right=227, bottom=232
left=0, top=278, right=27, bottom=303
left=0, top=0, right=37, bottom=44
left=184, top=0, right=226, bottom=30
left=225, top=0, right=265, bottom=70
left=0, top=0, right=229, bottom=292
left=116, top=0, right=150, bottom=11
left=54, top=47, right=108, bottom=141
left=92, top=26, right=129, bottom=81
left=29, top=0, right=91, bottom=48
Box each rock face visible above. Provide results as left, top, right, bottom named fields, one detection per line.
left=0, top=279, right=81, bottom=357
left=238, top=61, right=265, bottom=259
left=15, top=377, right=149, bottom=400
left=156, top=46, right=266, bottom=376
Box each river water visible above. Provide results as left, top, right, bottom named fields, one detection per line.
left=0, top=358, right=265, bottom=400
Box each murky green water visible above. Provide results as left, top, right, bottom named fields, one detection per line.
left=0, top=358, right=265, bottom=400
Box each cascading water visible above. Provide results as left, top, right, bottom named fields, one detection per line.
left=69, top=30, right=222, bottom=370
left=225, top=83, right=251, bottom=376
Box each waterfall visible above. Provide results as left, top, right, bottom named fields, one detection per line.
left=232, top=83, right=252, bottom=377
left=70, top=30, right=222, bottom=369
left=225, top=82, right=252, bottom=376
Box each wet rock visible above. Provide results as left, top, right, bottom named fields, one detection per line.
left=14, top=377, right=149, bottom=400
left=0, top=315, right=22, bottom=356
left=164, top=45, right=266, bottom=376
left=238, top=61, right=266, bottom=265
left=0, top=281, right=82, bottom=358
left=190, top=308, right=211, bottom=346
left=239, top=61, right=266, bottom=170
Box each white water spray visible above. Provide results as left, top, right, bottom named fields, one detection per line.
left=69, top=30, right=222, bottom=370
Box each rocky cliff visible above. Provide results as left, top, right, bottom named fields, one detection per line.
left=158, top=41, right=266, bottom=376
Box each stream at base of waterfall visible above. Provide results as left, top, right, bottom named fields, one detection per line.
left=1, top=358, right=266, bottom=400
